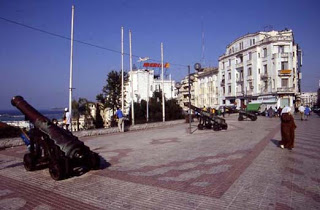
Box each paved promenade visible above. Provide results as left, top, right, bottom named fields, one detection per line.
left=0, top=114, right=319, bottom=209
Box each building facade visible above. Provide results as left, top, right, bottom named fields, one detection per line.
left=218, top=29, right=302, bottom=110
left=125, top=69, right=176, bottom=113
left=300, top=92, right=317, bottom=107
left=194, top=67, right=219, bottom=109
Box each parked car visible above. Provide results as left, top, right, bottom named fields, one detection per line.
left=312, top=105, right=320, bottom=113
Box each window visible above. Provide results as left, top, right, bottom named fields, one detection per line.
left=258, top=68, right=260, bottom=74
left=258, top=53, right=260, bottom=58
left=250, top=39, right=252, bottom=46
left=263, top=48, right=267, bottom=57
left=228, top=85, right=231, bottom=93
left=293, top=52, right=295, bottom=57
left=278, top=45, right=284, bottom=53
left=248, top=52, right=252, bottom=60
left=248, top=67, right=252, bottom=76
left=263, top=64, right=267, bottom=74
left=281, top=78, right=288, bottom=87
left=222, top=62, right=225, bottom=69
left=281, top=61, right=288, bottom=70
left=264, top=81, right=268, bottom=89
left=253, top=39, right=255, bottom=45
left=228, top=72, right=231, bottom=80
left=229, top=59, right=231, bottom=66
left=239, top=42, right=243, bottom=50
left=249, top=82, right=253, bottom=89
left=223, top=87, right=225, bottom=94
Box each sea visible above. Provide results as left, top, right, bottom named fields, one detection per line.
left=0, top=109, right=64, bottom=122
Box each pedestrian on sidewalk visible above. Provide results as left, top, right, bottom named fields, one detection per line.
left=116, top=106, right=124, bottom=132
left=298, top=104, right=305, bottom=121
left=304, top=105, right=311, bottom=120
left=279, top=106, right=296, bottom=150
left=63, top=108, right=71, bottom=131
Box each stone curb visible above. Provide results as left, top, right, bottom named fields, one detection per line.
left=0, top=119, right=185, bottom=149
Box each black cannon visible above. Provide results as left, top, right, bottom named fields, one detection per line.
left=11, top=96, right=100, bottom=180
left=190, top=105, right=228, bottom=131
left=238, top=110, right=257, bottom=121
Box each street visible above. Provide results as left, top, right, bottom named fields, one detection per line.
left=0, top=114, right=319, bottom=209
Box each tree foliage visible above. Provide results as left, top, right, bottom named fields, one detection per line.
left=128, top=90, right=183, bottom=124
left=97, top=70, right=128, bottom=115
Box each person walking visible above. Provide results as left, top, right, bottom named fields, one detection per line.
left=116, top=107, right=124, bottom=132
left=268, top=107, right=274, bottom=118
left=279, top=106, right=296, bottom=150
left=304, top=105, right=311, bottom=120
left=64, top=108, right=71, bottom=131
left=298, top=104, right=305, bottom=121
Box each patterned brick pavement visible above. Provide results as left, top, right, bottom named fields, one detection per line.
left=0, top=114, right=319, bottom=209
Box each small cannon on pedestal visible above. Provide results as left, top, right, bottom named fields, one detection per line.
left=11, top=96, right=100, bottom=180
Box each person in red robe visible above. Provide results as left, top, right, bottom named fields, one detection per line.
left=279, top=107, right=296, bottom=150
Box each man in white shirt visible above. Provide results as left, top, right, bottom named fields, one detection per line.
left=64, top=108, right=71, bottom=131
left=298, top=104, right=305, bottom=121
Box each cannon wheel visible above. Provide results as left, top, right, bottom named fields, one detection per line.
left=221, top=123, right=228, bottom=130
left=251, top=115, right=257, bottom=121
left=23, top=153, right=36, bottom=171
left=89, top=152, right=100, bottom=170
left=205, top=123, right=212, bottom=129
left=198, top=124, right=204, bottom=130
left=49, top=160, right=65, bottom=180
left=212, top=124, right=221, bottom=131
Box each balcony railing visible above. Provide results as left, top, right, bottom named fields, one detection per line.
left=247, top=75, right=253, bottom=81
left=277, top=87, right=294, bottom=93
left=236, top=78, right=244, bottom=83
left=278, top=69, right=292, bottom=76
left=281, top=52, right=289, bottom=58
left=236, top=91, right=243, bottom=96
left=235, top=62, right=243, bottom=68
left=246, top=59, right=252, bottom=65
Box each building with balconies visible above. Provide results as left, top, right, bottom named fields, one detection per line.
left=218, top=29, right=302, bottom=109
left=177, top=73, right=197, bottom=112
left=194, top=67, right=219, bottom=108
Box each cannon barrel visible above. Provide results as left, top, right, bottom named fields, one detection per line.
left=11, top=96, right=85, bottom=159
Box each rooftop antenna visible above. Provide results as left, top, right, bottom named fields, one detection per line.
left=263, top=25, right=273, bottom=32
left=201, top=16, right=206, bottom=66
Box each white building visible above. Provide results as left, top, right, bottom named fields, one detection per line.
left=218, top=29, right=302, bottom=110
left=194, top=67, right=219, bottom=109
left=124, top=69, right=177, bottom=113
left=300, top=92, right=317, bottom=107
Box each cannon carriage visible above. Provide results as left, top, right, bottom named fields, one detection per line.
left=238, top=110, right=258, bottom=121
left=12, top=96, right=100, bottom=180
left=189, top=105, right=228, bottom=131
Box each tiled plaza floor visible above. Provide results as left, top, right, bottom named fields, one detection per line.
left=0, top=113, right=319, bottom=209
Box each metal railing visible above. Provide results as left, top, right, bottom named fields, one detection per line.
left=277, top=87, right=294, bottom=92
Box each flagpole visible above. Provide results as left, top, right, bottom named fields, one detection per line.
left=161, top=43, right=165, bottom=122
left=129, top=29, right=135, bottom=125
left=121, top=26, right=124, bottom=132
left=68, top=5, right=75, bottom=131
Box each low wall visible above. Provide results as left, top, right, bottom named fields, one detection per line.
left=0, top=119, right=185, bottom=149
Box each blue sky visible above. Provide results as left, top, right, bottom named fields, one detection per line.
left=0, top=0, right=319, bottom=110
